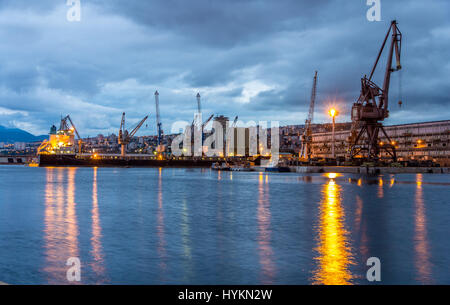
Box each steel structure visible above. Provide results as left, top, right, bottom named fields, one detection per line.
left=61, top=115, right=83, bottom=152
left=118, top=112, right=148, bottom=156
left=154, top=91, right=163, bottom=147
left=349, top=20, right=402, bottom=161
left=38, top=114, right=83, bottom=154
left=299, top=71, right=318, bottom=161
left=196, top=92, right=201, bottom=115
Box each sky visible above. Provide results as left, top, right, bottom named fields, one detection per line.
left=0, top=0, right=449, bottom=136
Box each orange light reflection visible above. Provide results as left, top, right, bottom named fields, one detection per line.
left=312, top=177, right=353, bottom=285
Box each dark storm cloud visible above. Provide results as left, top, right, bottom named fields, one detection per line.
left=0, top=0, right=448, bottom=135
left=96, top=0, right=331, bottom=47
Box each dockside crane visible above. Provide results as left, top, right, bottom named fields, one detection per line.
left=349, top=20, right=402, bottom=162
left=38, top=114, right=83, bottom=154
left=118, top=112, right=149, bottom=157
left=232, top=116, right=238, bottom=128
left=203, top=114, right=214, bottom=129
left=154, top=90, right=164, bottom=153
left=197, top=92, right=201, bottom=115
left=299, top=71, right=318, bottom=162
left=61, top=115, right=83, bottom=153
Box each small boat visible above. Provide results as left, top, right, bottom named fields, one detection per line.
left=211, top=162, right=231, bottom=171
left=262, top=160, right=290, bottom=172
left=28, top=158, right=40, bottom=167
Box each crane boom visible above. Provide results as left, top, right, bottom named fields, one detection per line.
left=154, top=91, right=163, bottom=146
left=202, top=114, right=214, bottom=128
left=299, top=71, right=318, bottom=161
left=120, top=112, right=125, bottom=133
left=232, top=115, right=238, bottom=127
left=129, top=115, right=148, bottom=137
left=60, top=115, right=81, bottom=140
left=307, top=71, right=317, bottom=127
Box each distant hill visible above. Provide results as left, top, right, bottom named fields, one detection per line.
left=0, top=125, right=47, bottom=143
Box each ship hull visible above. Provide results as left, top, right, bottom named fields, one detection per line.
left=38, top=154, right=218, bottom=167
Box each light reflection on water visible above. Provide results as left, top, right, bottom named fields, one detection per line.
left=257, top=172, right=275, bottom=284
left=90, top=167, right=106, bottom=282
left=1, top=166, right=448, bottom=284
left=157, top=167, right=167, bottom=280
left=312, top=173, right=354, bottom=285
left=44, top=168, right=80, bottom=284
left=414, top=174, right=432, bottom=284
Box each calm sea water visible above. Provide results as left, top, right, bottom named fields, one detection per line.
left=0, top=165, right=449, bottom=285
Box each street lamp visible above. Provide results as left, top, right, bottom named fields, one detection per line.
left=329, top=108, right=339, bottom=158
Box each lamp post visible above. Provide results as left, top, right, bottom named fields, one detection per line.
left=329, top=108, right=339, bottom=159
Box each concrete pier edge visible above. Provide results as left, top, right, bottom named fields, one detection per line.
left=289, top=166, right=450, bottom=174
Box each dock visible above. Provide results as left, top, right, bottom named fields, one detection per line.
left=289, top=166, right=450, bottom=174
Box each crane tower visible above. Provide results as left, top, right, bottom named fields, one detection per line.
left=154, top=91, right=163, bottom=151
left=299, top=71, right=318, bottom=161
left=118, top=112, right=148, bottom=157
left=349, top=20, right=402, bottom=162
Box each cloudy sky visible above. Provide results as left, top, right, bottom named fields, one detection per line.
left=0, top=0, right=449, bottom=136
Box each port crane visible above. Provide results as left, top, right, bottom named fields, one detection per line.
left=191, top=93, right=214, bottom=156
left=349, top=20, right=402, bottom=162
left=299, top=71, right=318, bottom=162
left=37, top=114, right=83, bottom=154
left=197, top=92, right=201, bottom=115
left=154, top=91, right=164, bottom=152
left=118, top=112, right=149, bottom=157
left=60, top=115, right=83, bottom=152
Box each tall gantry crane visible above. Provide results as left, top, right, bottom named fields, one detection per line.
left=154, top=91, right=163, bottom=151
left=196, top=93, right=201, bottom=115
left=349, top=20, right=402, bottom=162
left=118, top=112, right=148, bottom=156
left=299, top=71, right=318, bottom=162
left=191, top=93, right=213, bottom=156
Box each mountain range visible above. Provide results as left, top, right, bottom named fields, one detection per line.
left=0, top=125, right=47, bottom=143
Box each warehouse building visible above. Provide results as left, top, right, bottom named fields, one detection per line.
left=311, top=120, right=450, bottom=166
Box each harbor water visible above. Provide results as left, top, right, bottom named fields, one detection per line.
left=0, top=165, right=449, bottom=284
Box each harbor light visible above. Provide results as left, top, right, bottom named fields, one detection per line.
left=328, top=108, right=339, bottom=158
left=329, top=108, right=338, bottom=118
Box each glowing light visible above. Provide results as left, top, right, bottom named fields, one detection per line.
left=414, top=174, right=432, bottom=283
left=257, top=167, right=275, bottom=283
left=326, top=173, right=339, bottom=179
left=328, top=108, right=339, bottom=118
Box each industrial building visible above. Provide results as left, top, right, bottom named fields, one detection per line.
left=311, top=120, right=450, bottom=166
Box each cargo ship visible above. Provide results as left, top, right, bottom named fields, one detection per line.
left=36, top=115, right=246, bottom=167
